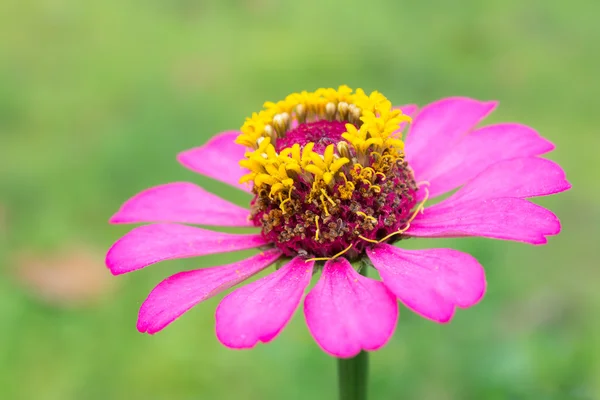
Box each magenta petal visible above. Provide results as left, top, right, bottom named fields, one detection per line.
left=106, top=223, right=268, bottom=275
left=215, top=257, right=314, bottom=348
left=406, top=197, right=561, bottom=244
left=367, top=244, right=486, bottom=323
left=137, top=249, right=282, bottom=334
left=415, top=123, right=556, bottom=199
left=405, top=97, right=497, bottom=180
left=396, top=104, right=418, bottom=117
left=304, top=258, right=398, bottom=358
left=450, top=157, right=571, bottom=202
left=177, top=131, right=251, bottom=192
left=109, top=182, right=252, bottom=227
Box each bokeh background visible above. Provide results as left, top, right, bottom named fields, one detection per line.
left=1, top=0, right=598, bottom=399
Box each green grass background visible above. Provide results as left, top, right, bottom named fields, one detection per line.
left=1, top=0, right=598, bottom=399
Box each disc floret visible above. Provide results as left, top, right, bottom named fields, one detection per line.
left=236, top=86, right=420, bottom=260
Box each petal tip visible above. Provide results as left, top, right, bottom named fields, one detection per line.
left=434, top=312, right=454, bottom=324
left=369, top=246, right=487, bottom=323
left=541, top=212, right=562, bottom=241
left=104, top=248, right=121, bottom=276
left=214, top=256, right=310, bottom=350
left=136, top=320, right=148, bottom=334
left=304, top=258, right=398, bottom=357
left=214, top=320, right=260, bottom=350
left=108, top=213, right=126, bottom=224
left=326, top=348, right=362, bottom=359
left=563, top=180, right=573, bottom=192
left=136, top=315, right=161, bottom=335
left=175, top=148, right=192, bottom=166
left=105, top=235, right=137, bottom=276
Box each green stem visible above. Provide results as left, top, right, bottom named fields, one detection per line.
left=337, top=351, right=369, bottom=400
left=337, top=262, right=370, bottom=400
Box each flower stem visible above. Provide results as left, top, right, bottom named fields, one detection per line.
left=337, top=351, right=368, bottom=400
left=338, top=262, right=370, bottom=400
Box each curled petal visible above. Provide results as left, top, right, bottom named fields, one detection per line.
left=367, top=244, right=486, bottom=323
left=137, top=249, right=282, bottom=334
left=109, top=182, right=252, bottom=227
left=177, top=131, right=251, bottom=192
left=216, top=257, right=314, bottom=348
left=304, top=258, right=398, bottom=358
left=106, top=223, right=267, bottom=275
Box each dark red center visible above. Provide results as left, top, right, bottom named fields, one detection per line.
left=275, top=120, right=348, bottom=154
left=252, top=119, right=418, bottom=260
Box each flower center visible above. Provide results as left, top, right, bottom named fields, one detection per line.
left=236, top=86, right=420, bottom=261
left=275, top=120, right=348, bottom=154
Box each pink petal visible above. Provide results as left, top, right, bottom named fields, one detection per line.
left=137, top=249, right=282, bottom=334
left=405, top=97, right=497, bottom=181
left=415, top=123, right=556, bottom=200
left=106, top=223, right=268, bottom=275
left=215, top=257, right=314, bottom=348
left=407, top=157, right=569, bottom=244
left=406, top=197, right=561, bottom=245
left=109, top=182, right=252, bottom=227
left=367, top=244, right=486, bottom=323
left=396, top=104, right=418, bottom=117
left=304, top=258, right=398, bottom=358
left=449, top=157, right=571, bottom=203
left=177, top=131, right=251, bottom=192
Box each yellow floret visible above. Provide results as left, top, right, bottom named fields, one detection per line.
left=235, top=86, right=410, bottom=202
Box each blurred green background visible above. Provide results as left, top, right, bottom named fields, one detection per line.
left=1, top=0, right=598, bottom=399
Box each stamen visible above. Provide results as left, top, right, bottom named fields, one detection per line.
left=348, top=104, right=361, bottom=125
left=337, top=141, right=351, bottom=159
left=337, top=102, right=349, bottom=121
left=357, top=235, right=379, bottom=244
left=281, top=112, right=290, bottom=127
left=364, top=223, right=412, bottom=244
left=356, top=211, right=377, bottom=223
left=314, top=215, right=320, bottom=240
left=325, top=102, right=337, bottom=121
left=320, top=188, right=336, bottom=206
left=362, top=167, right=376, bottom=178
left=360, top=178, right=379, bottom=192
left=320, top=195, right=330, bottom=216
left=264, top=125, right=276, bottom=142
left=337, top=172, right=355, bottom=199
left=305, top=243, right=354, bottom=262
left=358, top=187, right=429, bottom=244
left=279, top=186, right=293, bottom=213
left=273, top=113, right=289, bottom=136
left=296, top=104, right=306, bottom=123
left=340, top=172, right=348, bottom=184
left=413, top=187, right=430, bottom=218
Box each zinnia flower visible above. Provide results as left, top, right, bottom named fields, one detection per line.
left=106, top=86, right=570, bottom=358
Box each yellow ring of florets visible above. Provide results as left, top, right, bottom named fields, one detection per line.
left=235, top=86, right=412, bottom=203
